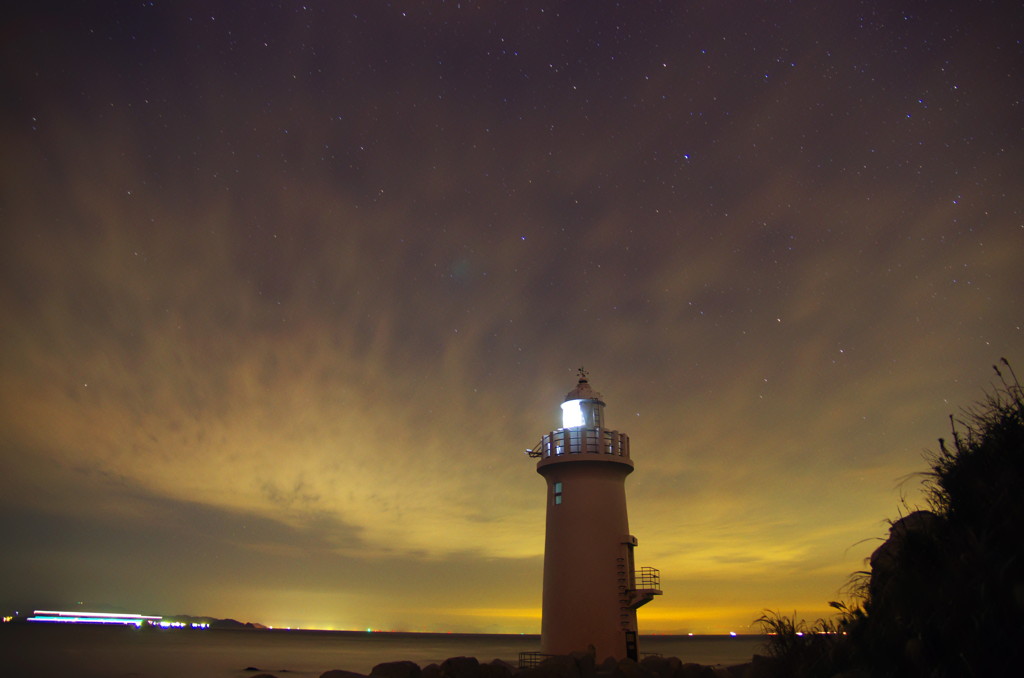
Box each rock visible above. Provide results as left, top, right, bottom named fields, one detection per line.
left=677, top=663, right=716, bottom=678
left=421, top=664, right=442, bottom=678
left=321, top=671, right=369, bottom=678
left=479, top=659, right=516, bottom=678
left=440, top=656, right=481, bottom=678
left=638, top=655, right=673, bottom=678
left=371, top=661, right=422, bottom=678
left=545, top=654, right=579, bottom=678
left=612, top=657, right=654, bottom=678
left=742, top=654, right=783, bottom=678
left=869, top=511, right=943, bottom=595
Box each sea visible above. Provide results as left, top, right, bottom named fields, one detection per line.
left=1, top=624, right=767, bottom=678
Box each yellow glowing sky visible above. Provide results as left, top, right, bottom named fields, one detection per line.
left=1, top=2, right=1021, bottom=634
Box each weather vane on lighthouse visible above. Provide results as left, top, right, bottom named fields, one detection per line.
left=525, top=370, right=662, bottom=661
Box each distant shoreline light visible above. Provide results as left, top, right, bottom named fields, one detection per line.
left=29, top=610, right=160, bottom=626
left=27, top=610, right=209, bottom=629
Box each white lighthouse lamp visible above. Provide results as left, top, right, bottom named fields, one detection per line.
left=560, top=399, right=586, bottom=428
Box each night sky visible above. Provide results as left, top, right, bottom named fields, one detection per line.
left=1, top=1, right=1021, bottom=634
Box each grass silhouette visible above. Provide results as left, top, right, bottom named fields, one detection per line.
left=756, top=358, right=1023, bottom=677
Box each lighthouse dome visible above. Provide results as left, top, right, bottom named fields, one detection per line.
left=564, top=376, right=603, bottom=403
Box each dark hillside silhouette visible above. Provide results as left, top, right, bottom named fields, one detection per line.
left=757, top=359, right=1023, bottom=677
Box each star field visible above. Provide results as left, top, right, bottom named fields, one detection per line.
left=1, top=1, right=1021, bottom=633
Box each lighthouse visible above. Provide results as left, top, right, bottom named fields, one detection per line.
left=527, top=369, right=661, bottom=661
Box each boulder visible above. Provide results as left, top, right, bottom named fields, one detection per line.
left=478, top=659, right=516, bottom=678
left=638, top=655, right=673, bottom=678
left=441, top=656, right=482, bottom=678
left=371, top=661, right=423, bottom=678
left=676, top=663, right=716, bottom=678
left=611, top=657, right=651, bottom=678
left=321, top=671, right=369, bottom=678
left=546, top=654, right=582, bottom=678
left=869, top=510, right=943, bottom=595
left=742, top=654, right=783, bottom=678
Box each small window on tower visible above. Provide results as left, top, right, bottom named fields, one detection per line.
left=553, top=481, right=563, bottom=505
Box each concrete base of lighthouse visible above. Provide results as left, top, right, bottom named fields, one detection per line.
left=538, top=454, right=637, bottom=661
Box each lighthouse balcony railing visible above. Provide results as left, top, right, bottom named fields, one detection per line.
left=527, top=428, right=630, bottom=459
left=517, top=652, right=552, bottom=669
left=625, top=566, right=663, bottom=609
left=633, top=566, right=662, bottom=591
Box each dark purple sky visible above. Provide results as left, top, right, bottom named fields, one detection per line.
left=1, top=1, right=1021, bottom=632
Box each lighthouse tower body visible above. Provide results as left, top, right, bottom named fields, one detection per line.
left=529, top=375, right=661, bottom=661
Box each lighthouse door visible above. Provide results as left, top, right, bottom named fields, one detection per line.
left=624, top=630, right=638, bottom=661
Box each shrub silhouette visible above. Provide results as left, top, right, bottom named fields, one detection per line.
left=755, top=607, right=851, bottom=678
left=757, top=359, right=1024, bottom=677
